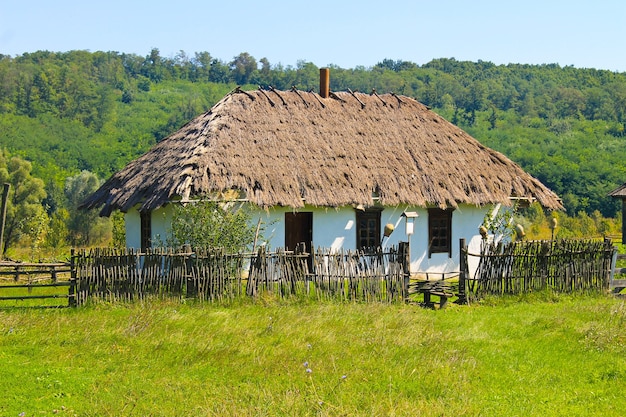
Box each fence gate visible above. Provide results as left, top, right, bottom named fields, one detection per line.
left=0, top=261, right=75, bottom=308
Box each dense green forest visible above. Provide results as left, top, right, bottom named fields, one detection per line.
left=0, top=49, right=625, bottom=253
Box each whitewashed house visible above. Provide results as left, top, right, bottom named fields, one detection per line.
left=81, top=70, right=562, bottom=275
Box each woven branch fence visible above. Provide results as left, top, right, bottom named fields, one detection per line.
left=72, top=245, right=408, bottom=305
left=465, top=238, right=615, bottom=296
left=310, top=245, right=407, bottom=303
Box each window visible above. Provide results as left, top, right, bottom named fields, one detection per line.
left=356, top=209, right=381, bottom=250
left=428, top=208, right=453, bottom=257
left=140, top=210, right=151, bottom=250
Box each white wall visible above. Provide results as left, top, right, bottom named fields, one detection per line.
left=375, top=204, right=489, bottom=276
left=251, top=206, right=357, bottom=251
left=251, top=203, right=497, bottom=275
left=125, top=202, right=502, bottom=275
left=124, top=205, right=173, bottom=249
left=125, top=208, right=141, bottom=248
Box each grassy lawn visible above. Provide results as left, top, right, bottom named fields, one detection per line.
left=0, top=294, right=625, bottom=416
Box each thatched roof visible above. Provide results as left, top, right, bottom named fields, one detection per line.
left=82, top=87, right=562, bottom=216
left=608, top=183, right=626, bottom=199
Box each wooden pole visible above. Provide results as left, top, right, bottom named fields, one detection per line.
left=69, top=248, right=77, bottom=307
left=622, top=199, right=626, bottom=244
left=458, top=238, right=467, bottom=304
left=0, top=183, right=10, bottom=259
left=399, top=241, right=410, bottom=302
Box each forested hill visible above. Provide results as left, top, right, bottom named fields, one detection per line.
left=1, top=49, right=626, bottom=217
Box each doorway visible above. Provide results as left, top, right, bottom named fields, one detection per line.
left=285, top=212, right=313, bottom=253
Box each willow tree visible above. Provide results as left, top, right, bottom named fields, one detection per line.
left=0, top=152, right=47, bottom=255
left=65, top=170, right=111, bottom=246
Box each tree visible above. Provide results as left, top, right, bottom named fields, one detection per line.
left=46, top=208, right=69, bottom=251
left=0, top=152, right=47, bottom=255
left=208, top=58, right=230, bottom=84
left=167, top=200, right=257, bottom=252
left=192, top=51, right=213, bottom=82
left=229, top=52, right=257, bottom=85
left=143, top=48, right=164, bottom=82
left=65, top=170, right=111, bottom=246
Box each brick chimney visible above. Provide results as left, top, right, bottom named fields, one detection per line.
left=319, top=68, right=330, bottom=98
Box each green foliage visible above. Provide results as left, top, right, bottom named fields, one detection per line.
left=64, top=170, right=111, bottom=246
left=110, top=210, right=126, bottom=248
left=0, top=48, right=626, bottom=217
left=167, top=200, right=257, bottom=252
left=0, top=151, right=47, bottom=255
left=3, top=49, right=626, bottom=240
left=46, top=208, right=69, bottom=250
left=481, top=205, right=517, bottom=240
left=25, top=205, right=50, bottom=261
left=515, top=202, right=621, bottom=240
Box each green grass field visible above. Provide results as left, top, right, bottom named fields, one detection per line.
left=1, top=293, right=625, bottom=416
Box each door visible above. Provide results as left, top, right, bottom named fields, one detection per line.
left=285, top=212, right=313, bottom=253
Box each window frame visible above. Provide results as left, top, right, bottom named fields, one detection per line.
left=428, top=208, right=453, bottom=258
left=355, top=208, right=382, bottom=251
left=140, top=210, right=151, bottom=250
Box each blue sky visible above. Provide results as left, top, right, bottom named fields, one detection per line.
left=1, top=0, right=624, bottom=72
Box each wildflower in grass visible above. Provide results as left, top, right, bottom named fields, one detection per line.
left=306, top=367, right=313, bottom=373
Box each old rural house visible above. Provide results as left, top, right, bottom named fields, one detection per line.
left=81, top=69, right=562, bottom=275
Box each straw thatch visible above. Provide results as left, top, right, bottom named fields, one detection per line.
left=608, top=183, right=626, bottom=199
left=81, top=87, right=562, bottom=216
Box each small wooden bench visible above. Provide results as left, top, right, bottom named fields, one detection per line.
left=610, top=278, right=626, bottom=294
left=412, top=280, right=454, bottom=309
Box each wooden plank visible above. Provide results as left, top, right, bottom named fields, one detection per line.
left=610, top=279, right=626, bottom=289
left=0, top=262, right=69, bottom=268
left=0, top=281, right=73, bottom=289
left=0, top=294, right=73, bottom=300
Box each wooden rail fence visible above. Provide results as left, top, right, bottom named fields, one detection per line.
left=0, top=261, right=74, bottom=307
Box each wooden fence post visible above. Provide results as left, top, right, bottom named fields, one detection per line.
left=605, top=237, right=616, bottom=290
left=0, top=183, right=9, bottom=260
left=69, top=248, right=77, bottom=307
left=458, top=238, right=467, bottom=304
left=399, top=241, right=410, bottom=302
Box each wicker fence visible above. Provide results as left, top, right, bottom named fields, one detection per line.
left=3, top=239, right=615, bottom=307
left=464, top=238, right=615, bottom=296
left=72, top=244, right=408, bottom=305
left=309, top=245, right=408, bottom=303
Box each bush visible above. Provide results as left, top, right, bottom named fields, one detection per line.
left=166, top=200, right=257, bottom=252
